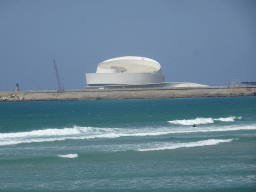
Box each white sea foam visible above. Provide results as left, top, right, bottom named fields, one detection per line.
left=0, top=123, right=255, bottom=146
left=137, top=139, right=233, bottom=151
left=0, top=127, right=82, bottom=139
left=58, top=154, right=78, bottom=158
left=168, top=118, right=214, bottom=125
left=168, top=116, right=242, bottom=125
left=214, top=116, right=236, bottom=122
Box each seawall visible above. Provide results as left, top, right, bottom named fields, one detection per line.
left=0, top=85, right=255, bottom=102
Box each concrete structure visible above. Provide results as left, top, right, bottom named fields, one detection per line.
left=1, top=86, right=255, bottom=102
left=85, top=56, right=207, bottom=88
left=16, top=83, right=19, bottom=91
left=86, top=56, right=165, bottom=86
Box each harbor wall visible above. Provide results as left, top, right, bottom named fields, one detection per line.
left=0, top=86, right=255, bottom=102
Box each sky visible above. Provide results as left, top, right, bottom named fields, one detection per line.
left=0, top=0, right=256, bottom=91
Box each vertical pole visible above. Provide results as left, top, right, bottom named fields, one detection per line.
left=53, top=59, right=62, bottom=90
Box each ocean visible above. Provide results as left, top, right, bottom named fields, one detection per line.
left=0, top=97, right=255, bottom=191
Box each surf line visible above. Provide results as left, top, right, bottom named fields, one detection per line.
left=58, top=154, right=78, bottom=158
left=168, top=116, right=241, bottom=125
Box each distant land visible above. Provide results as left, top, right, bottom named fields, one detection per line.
left=0, top=85, right=255, bottom=102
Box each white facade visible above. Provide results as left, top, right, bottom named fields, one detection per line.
left=86, top=56, right=165, bottom=86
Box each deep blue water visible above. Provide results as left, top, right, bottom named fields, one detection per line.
left=0, top=97, right=256, bottom=191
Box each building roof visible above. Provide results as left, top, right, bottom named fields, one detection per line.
left=97, top=56, right=161, bottom=74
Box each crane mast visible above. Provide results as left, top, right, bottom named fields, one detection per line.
left=53, top=59, right=64, bottom=90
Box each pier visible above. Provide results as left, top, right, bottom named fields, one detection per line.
left=0, top=85, right=255, bottom=102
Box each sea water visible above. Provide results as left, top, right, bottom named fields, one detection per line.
left=0, top=97, right=255, bottom=191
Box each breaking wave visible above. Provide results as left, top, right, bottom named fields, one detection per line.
left=168, top=116, right=242, bottom=125
left=168, top=118, right=214, bottom=125
left=0, top=122, right=255, bottom=146
left=214, top=116, right=241, bottom=122
left=58, top=154, right=78, bottom=158
left=137, top=139, right=233, bottom=151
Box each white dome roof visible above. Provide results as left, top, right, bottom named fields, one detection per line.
left=96, top=56, right=161, bottom=74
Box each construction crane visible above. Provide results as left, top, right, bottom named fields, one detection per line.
left=53, top=59, right=64, bottom=91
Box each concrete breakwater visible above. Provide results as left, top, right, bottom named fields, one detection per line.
left=0, top=85, right=255, bottom=102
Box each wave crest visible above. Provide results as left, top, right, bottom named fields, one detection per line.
left=137, top=139, right=233, bottom=151
left=168, top=118, right=214, bottom=125
left=0, top=120, right=254, bottom=146
left=168, top=116, right=241, bottom=125
left=58, top=154, right=78, bottom=158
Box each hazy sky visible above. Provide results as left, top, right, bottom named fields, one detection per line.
left=1, top=0, right=255, bottom=91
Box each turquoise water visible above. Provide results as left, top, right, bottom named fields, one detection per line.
left=0, top=97, right=256, bottom=191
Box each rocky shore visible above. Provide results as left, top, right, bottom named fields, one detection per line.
left=0, top=85, right=255, bottom=102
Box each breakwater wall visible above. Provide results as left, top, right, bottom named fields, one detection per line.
left=0, top=86, right=255, bottom=102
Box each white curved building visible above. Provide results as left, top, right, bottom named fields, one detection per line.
left=86, top=56, right=165, bottom=86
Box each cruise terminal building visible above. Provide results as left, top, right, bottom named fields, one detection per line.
left=85, top=56, right=207, bottom=88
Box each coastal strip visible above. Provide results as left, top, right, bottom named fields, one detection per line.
left=0, top=85, right=255, bottom=102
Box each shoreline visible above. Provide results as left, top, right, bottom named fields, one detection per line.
left=0, top=85, right=255, bottom=102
